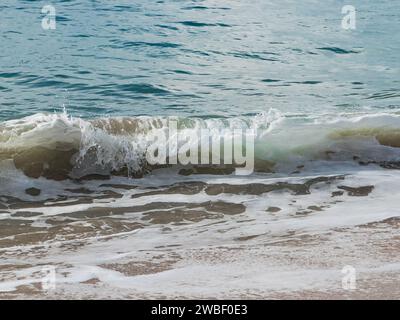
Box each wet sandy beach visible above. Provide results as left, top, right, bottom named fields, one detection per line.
left=1, top=168, right=399, bottom=299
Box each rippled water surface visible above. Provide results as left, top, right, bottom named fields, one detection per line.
left=0, top=0, right=399, bottom=120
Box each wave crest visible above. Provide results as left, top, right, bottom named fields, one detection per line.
left=1, top=110, right=400, bottom=180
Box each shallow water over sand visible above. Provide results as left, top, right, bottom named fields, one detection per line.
left=0, top=166, right=399, bottom=298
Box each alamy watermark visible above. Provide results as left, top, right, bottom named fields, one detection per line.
left=144, top=120, right=255, bottom=175
left=341, top=5, right=356, bottom=30
left=41, top=4, right=357, bottom=31
left=41, top=5, right=56, bottom=30
left=342, top=265, right=357, bottom=290
left=40, top=265, right=56, bottom=291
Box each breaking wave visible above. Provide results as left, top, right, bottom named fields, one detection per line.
left=2, top=109, right=400, bottom=180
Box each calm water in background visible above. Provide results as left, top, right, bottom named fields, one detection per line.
left=0, top=0, right=399, bottom=120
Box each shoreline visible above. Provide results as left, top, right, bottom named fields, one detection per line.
left=1, top=215, right=399, bottom=300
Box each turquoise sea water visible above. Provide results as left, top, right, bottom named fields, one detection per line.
left=0, top=0, right=399, bottom=121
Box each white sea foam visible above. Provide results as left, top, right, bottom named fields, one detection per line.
left=1, top=109, right=400, bottom=182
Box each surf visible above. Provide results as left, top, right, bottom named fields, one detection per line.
left=1, top=109, right=400, bottom=181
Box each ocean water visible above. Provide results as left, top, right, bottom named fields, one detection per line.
left=1, top=0, right=399, bottom=119
left=0, top=1, right=400, bottom=298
